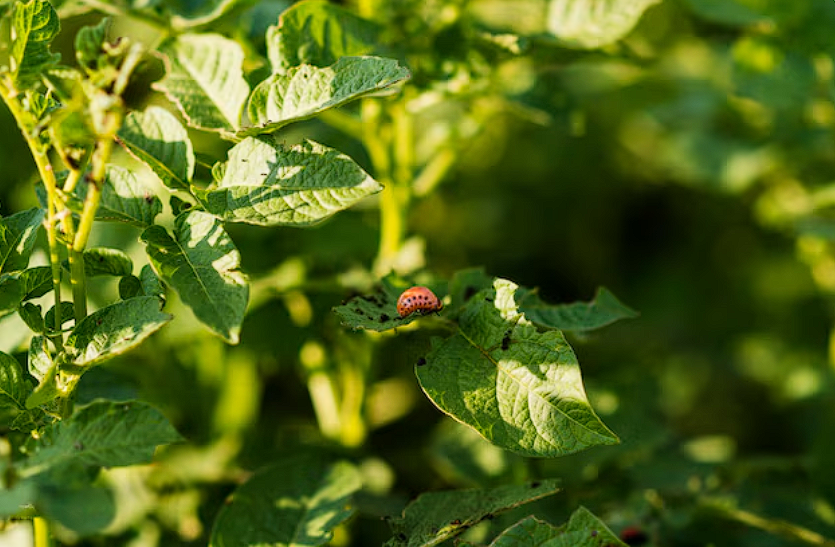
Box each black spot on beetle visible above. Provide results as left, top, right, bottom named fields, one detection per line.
left=417, top=357, right=426, bottom=367
left=380, top=313, right=390, bottom=322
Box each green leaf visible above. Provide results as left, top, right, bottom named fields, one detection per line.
left=65, top=297, right=172, bottom=367
left=81, top=247, right=133, bottom=277
left=25, top=336, right=60, bottom=409
left=117, top=106, right=195, bottom=189
left=170, top=0, right=258, bottom=29
left=0, top=351, right=31, bottom=411
left=447, top=267, right=494, bottom=318
left=546, top=0, right=660, bottom=49
left=416, top=279, right=618, bottom=457
left=96, top=167, right=163, bottom=227
left=517, top=287, right=638, bottom=332
left=141, top=211, right=248, bottom=343
left=0, top=472, right=36, bottom=518
left=10, top=0, right=61, bottom=85
left=244, top=57, right=409, bottom=134
left=268, top=0, right=381, bottom=70
left=18, top=400, right=183, bottom=479
left=18, top=301, right=45, bottom=333
left=210, top=453, right=362, bottom=547
left=18, top=266, right=53, bottom=300
left=384, top=479, right=560, bottom=547
left=195, top=137, right=383, bottom=226
left=38, top=483, right=115, bottom=535
left=44, top=301, right=75, bottom=334
left=0, top=275, right=24, bottom=317
left=0, top=208, right=45, bottom=274
left=333, top=276, right=447, bottom=332
left=118, top=275, right=142, bottom=300
left=75, top=17, right=108, bottom=73
left=153, top=34, right=250, bottom=133
left=140, top=264, right=165, bottom=302
left=490, top=509, right=627, bottom=547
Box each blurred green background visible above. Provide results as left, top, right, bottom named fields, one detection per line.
left=4, top=0, right=835, bottom=545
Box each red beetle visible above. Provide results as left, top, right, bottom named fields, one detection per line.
left=397, top=286, right=443, bottom=317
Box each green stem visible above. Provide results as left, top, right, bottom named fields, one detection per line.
left=33, top=517, right=52, bottom=547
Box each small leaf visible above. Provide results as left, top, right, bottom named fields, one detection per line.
left=153, top=34, right=250, bottom=133
left=333, top=276, right=446, bottom=332
left=25, top=336, right=60, bottom=409
left=268, top=0, right=381, bottom=70
left=19, top=266, right=53, bottom=301
left=10, top=0, right=61, bottom=85
left=384, top=479, right=560, bottom=547
left=0, top=275, right=24, bottom=317
left=118, top=275, right=142, bottom=300
left=141, top=211, right=248, bottom=343
left=18, top=302, right=45, bottom=333
left=196, top=137, right=383, bottom=226
left=82, top=247, right=133, bottom=277
left=75, top=17, right=108, bottom=73
left=0, top=351, right=31, bottom=411
left=490, top=509, right=627, bottom=547
left=44, top=301, right=75, bottom=334
left=416, top=279, right=618, bottom=457
left=96, top=167, right=163, bottom=227
left=117, top=106, right=195, bottom=189
left=18, top=400, right=183, bottom=479
left=0, top=208, right=45, bottom=275
left=518, top=287, right=638, bottom=332
left=210, top=453, right=362, bottom=547
left=244, top=57, right=409, bottom=134
left=546, top=0, right=661, bottom=49
left=27, top=335, right=52, bottom=381
left=140, top=264, right=165, bottom=303
left=65, top=297, right=172, bottom=367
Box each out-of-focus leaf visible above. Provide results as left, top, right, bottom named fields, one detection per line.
left=195, top=137, right=383, bottom=226
left=384, top=479, right=560, bottom=547
left=38, top=483, right=115, bottom=535
left=117, top=106, right=195, bottom=189
left=268, top=0, right=380, bottom=70
left=10, top=0, right=61, bottom=85
left=417, top=279, right=618, bottom=457
left=65, top=297, right=172, bottom=366
left=210, top=453, right=362, bottom=547
left=244, top=57, right=409, bottom=134
left=0, top=208, right=45, bottom=274
left=0, top=351, right=31, bottom=411
left=154, top=34, right=250, bottom=133
left=141, top=211, right=248, bottom=343
left=517, top=287, right=638, bottom=332
left=546, top=0, right=660, bottom=49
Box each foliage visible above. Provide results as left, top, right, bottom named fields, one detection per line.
left=0, top=0, right=832, bottom=545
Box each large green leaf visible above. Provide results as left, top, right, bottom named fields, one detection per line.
left=416, top=279, right=618, bottom=457
left=117, top=106, right=195, bottom=189
left=0, top=351, right=31, bottom=411
left=18, top=400, right=183, bottom=479
left=384, top=479, right=560, bottom=547
left=65, top=297, right=172, bottom=367
left=546, top=0, right=661, bottom=49
left=244, top=57, right=409, bottom=134
left=210, top=453, right=362, bottom=547
left=10, top=0, right=61, bottom=85
left=268, top=0, right=380, bottom=70
left=195, top=137, right=383, bottom=226
left=80, top=247, right=133, bottom=277
left=490, top=509, right=627, bottom=547
left=517, top=286, right=637, bottom=332
left=141, top=211, right=248, bottom=343
left=154, top=34, right=250, bottom=133
left=91, top=167, right=162, bottom=227
left=0, top=208, right=45, bottom=274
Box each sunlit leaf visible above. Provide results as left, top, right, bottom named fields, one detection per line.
left=65, top=297, right=172, bottom=367
left=546, top=0, right=660, bottom=49
left=416, top=279, right=618, bottom=457
left=154, top=34, right=250, bottom=133
left=210, top=453, right=362, bottom=547
left=10, top=0, right=61, bottom=85
left=195, top=137, right=383, bottom=226
left=141, top=211, right=248, bottom=343
left=384, top=479, right=560, bottom=547
left=0, top=208, right=45, bottom=274
left=244, top=57, right=409, bottom=134
left=86, top=167, right=162, bottom=227
left=117, top=106, right=195, bottom=189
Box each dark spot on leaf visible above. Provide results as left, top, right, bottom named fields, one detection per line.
left=354, top=309, right=364, bottom=316
left=501, top=329, right=511, bottom=350
left=360, top=294, right=377, bottom=302
left=417, top=357, right=426, bottom=367
left=530, top=481, right=541, bottom=488
left=74, top=441, right=83, bottom=451
left=591, top=530, right=598, bottom=537
left=463, top=286, right=476, bottom=300
left=380, top=313, right=390, bottom=322
left=96, top=319, right=103, bottom=325
left=484, top=297, right=494, bottom=303
left=397, top=533, right=407, bottom=541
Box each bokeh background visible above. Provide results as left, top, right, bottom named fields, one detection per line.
left=3, top=0, right=835, bottom=545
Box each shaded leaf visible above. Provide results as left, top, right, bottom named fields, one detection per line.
left=0, top=208, right=45, bottom=274
left=546, top=0, right=660, bottom=49
left=210, top=453, right=362, bottom=547
left=416, top=279, right=618, bottom=457
left=18, top=400, right=183, bottom=479
left=244, top=57, right=409, bottom=134
left=195, top=137, right=383, bottom=226
left=0, top=351, right=31, bottom=411
left=0, top=275, right=24, bottom=317
left=38, top=482, right=115, bottom=535
left=117, top=106, right=195, bottom=189
left=18, top=301, right=45, bottom=333
left=490, top=509, right=626, bottom=546
left=118, top=275, right=142, bottom=300
left=154, top=34, right=250, bottom=133
left=96, top=167, right=163, bottom=227
left=74, top=17, right=108, bottom=74
left=10, top=0, right=61, bottom=85
left=44, top=301, right=75, bottom=334
left=384, top=479, right=560, bottom=547
left=65, top=297, right=172, bottom=367
left=517, top=287, right=638, bottom=332
left=269, top=0, right=380, bottom=70
left=141, top=211, right=248, bottom=343
left=81, top=247, right=133, bottom=277
left=18, top=266, right=53, bottom=301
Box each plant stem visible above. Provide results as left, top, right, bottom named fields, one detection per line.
left=33, top=517, right=52, bottom=547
